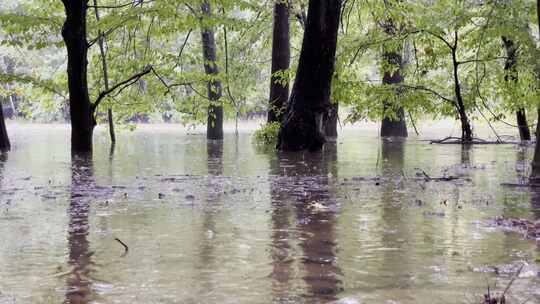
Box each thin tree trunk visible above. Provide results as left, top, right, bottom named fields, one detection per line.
left=61, top=0, right=94, bottom=153
left=451, top=42, right=473, bottom=142
left=277, top=0, right=342, bottom=151
left=0, top=104, right=10, bottom=151
left=268, top=1, right=290, bottom=124
left=201, top=1, right=223, bottom=140
left=93, top=0, right=116, bottom=144
left=531, top=0, right=540, bottom=181
left=502, top=37, right=531, bottom=141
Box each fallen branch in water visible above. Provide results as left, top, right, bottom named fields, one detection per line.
left=483, top=263, right=524, bottom=304
left=428, top=136, right=513, bottom=145
left=115, top=237, right=129, bottom=254
left=501, top=182, right=540, bottom=188
left=418, top=169, right=462, bottom=182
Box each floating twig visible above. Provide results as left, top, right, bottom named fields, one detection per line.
left=115, top=237, right=129, bottom=254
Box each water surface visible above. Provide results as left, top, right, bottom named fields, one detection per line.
left=0, top=125, right=539, bottom=303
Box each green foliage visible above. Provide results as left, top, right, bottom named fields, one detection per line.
left=253, top=122, right=280, bottom=146
left=0, top=0, right=538, bottom=133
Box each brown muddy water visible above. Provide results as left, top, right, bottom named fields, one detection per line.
left=0, top=124, right=539, bottom=304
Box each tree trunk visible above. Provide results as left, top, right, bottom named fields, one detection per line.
left=502, top=37, right=531, bottom=141
left=201, top=1, right=223, bottom=140
left=324, top=101, right=338, bottom=139
left=380, top=51, right=408, bottom=137
left=531, top=0, right=540, bottom=182
left=93, top=0, right=116, bottom=144
left=0, top=105, right=10, bottom=151
left=277, top=0, right=342, bottom=151
left=516, top=109, right=531, bottom=141
left=61, top=0, right=94, bottom=153
left=268, top=1, right=291, bottom=124
left=451, top=47, right=473, bottom=142
left=379, top=3, right=408, bottom=138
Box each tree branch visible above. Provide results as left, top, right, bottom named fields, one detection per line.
left=92, top=65, right=152, bottom=111
left=87, top=0, right=153, bottom=10
left=397, top=84, right=454, bottom=104
left=421, top=29, right=454, bottom=50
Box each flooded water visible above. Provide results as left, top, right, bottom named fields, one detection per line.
left=0, top=124, right=539, bottom=304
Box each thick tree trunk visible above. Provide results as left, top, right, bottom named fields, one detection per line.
left=93, top=0, right=116, bottom=144
left=268, top=1, right=291, bottom=124
left=379, top=4, right=408, bottom=138
left=516, top=109, right=531, bottom=141
left=324, top=102, right=338, bottom=139
left=451, top=48, right=473, bottom=142
left=533, top=107, right=540, bottom=182
left=61, top=0, right=94, bottom=153
left=201, top=1, right=223, bottom=140
left=531, top=0, right=540, bottom=182
left=502, top=37, right=531, bottom=141
left=0, top=105, right=10, bottom=151
left=277, top=0, right=342, bottom=151
left=381, top=51, right=408, bottom=137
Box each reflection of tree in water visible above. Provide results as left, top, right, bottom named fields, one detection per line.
left=460, top=144, right=472, bottom=168
left=379, top=139, right=412, bottom=289
left=195, top=141, right=224, bottom=297
left=65, top=154, right=94, bottom=304
left=530, top=189, right=540, bottom=222
left=269, top=144, right=342, bottom=302
left=0, top=152, right=6, bottom=190
left=268, top=152, right=294, bottom=302
left=515, top=147, right=528, bottom=184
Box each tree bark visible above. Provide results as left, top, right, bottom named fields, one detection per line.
left=277, top=0, right=342, bottom=151
left=502, top=37, right=531, bottom=141
left=379, top=3, right=407, bottom=138
left=451, top=44, right=473, bottom=142
left=380, top=51, right=408, bottom=137
left=61, top=0, right=94, bottom=153
left=200, top=1, right=223, bottom=140
left=324, top=101, right=338, bottom=139
left=0, top=104, right=10, bottom=151
left=531, top=0, right=540, bottom=181
left=516, top=109, right=531, bottom=141
left=268, top=1, right=291, bottom=124
left=93, top=0, right=116, bottom=144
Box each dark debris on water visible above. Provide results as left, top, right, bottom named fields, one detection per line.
left=491, top=217, right=540, bottom=241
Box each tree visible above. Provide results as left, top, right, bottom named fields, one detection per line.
left=0, top=103, right=9, bottom=151
left=531, top=0, right=540, bottom=181
left=502, top=37, right=531, bottom=141
left=200, top=1, right=223, bottom=140
left=60, top=0, right=151, bottom=152
left=267, top=0, right=290, bottom=124
left=379, top=1, right=407, bottom=137
left=277, top=0, right=342, bottom=151
left=61, top=0, right=94, bottom=152
left=324, top=100, right=339, bottom=139
left=92, top=0, right=115, bottom=144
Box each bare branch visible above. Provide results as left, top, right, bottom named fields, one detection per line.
left=92, top=65, right=152, bottom=111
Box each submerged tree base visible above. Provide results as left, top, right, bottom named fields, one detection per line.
left=278, top=110, right=326, bottom=151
